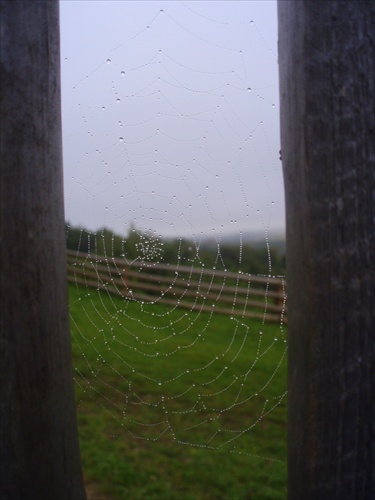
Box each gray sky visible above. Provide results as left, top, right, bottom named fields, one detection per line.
left=60, top=1, right=284, bottom=240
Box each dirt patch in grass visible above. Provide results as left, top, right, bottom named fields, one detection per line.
left=85, top=481, right=113, bottom=500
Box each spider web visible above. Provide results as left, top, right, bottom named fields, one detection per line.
left=61, top=0, right=286, bottom=471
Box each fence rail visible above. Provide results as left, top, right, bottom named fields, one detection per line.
left=67, top=250, right=287, bottom=324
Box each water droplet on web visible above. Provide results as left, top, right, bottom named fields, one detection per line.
left=159, top=9, right=164, bottom=14
left=250, top=20, right=254, bottom=25
left=119, top=137, right=124, bottom=142
left=106, top=59, right=111, bottom=64
left=116, top=98, right=121, bottom=103
left=121, top=71, right=125, bottom=76
left=247, top=88, right=251, bottom=92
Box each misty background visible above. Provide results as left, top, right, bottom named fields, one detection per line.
left=60, top=1, right=284, bottom=246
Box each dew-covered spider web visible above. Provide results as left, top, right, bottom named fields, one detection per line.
left=60, top=0, right=287, bottom=484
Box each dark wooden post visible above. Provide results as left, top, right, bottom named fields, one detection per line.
left=278, top=1, right=374, bottom=498
left=0, top=2, right=86, bottom=498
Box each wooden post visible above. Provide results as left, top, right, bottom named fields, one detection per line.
left=0, top=2, right=86, bottom=498
left=278, top=1, right=374, bottom=498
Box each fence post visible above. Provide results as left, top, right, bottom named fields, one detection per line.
left=278, top=1, right=374, bottom=498
left=0, top=2, right=86, bottom=498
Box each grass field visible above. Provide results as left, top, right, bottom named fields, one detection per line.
left=69, top=283, right=287, bottom=499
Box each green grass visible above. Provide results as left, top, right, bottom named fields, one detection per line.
left=69, top=283, right=287, bottom=499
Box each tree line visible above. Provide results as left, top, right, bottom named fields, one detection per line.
left=66, top=223, right=286, bottom=276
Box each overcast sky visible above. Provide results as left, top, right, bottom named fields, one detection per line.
left=60, top=1, right=284, bottom=241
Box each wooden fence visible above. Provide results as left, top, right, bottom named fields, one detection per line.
left=67, top=250, right=287, bottom=324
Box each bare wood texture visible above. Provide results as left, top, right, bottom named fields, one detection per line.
left=67, top=250, right=287, bottom=323
left=278, top=1, right=374, bottom=498
left=0, top=2, right=86, bottom=498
